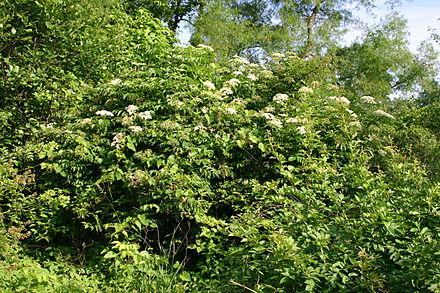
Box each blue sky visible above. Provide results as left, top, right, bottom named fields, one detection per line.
left=345, top=0, right=440, bottom=51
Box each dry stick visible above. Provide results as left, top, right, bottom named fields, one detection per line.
left=230, top=280, right=258, bottom=293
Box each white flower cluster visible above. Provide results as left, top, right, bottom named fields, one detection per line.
left=260, top=70, right=273, bottom=78
left=329, top=96, right=350, bottom=105
left=273, top=93, right=289, bottom=103
left=96, top=110, right=114, bottom=117
left=129, top=125, right=143, bottom=133
left=268, top=118, right=283, bottom=127
left=247, top=73, right=258, bottom=81
left=203, top=81, right=216, bottom=91
left=298, top=86, right=314, bottom=94
left=374, top=110, right=395, bottom=119
left=232, top=71, right=243, bottom=76
left=231, top=55, right=250, bottom=65
left=111, top=132, right=124, bottom=149
left=80, top=118, right=92, bottom=125
left=126, top=105, right=138, bottom=115
left=138, top=111, right=152, bottom=120
left=297, top=126, right=306, bottom=134
left=220, top=87, right=233, bottom=96
left=272, top=53, right=285, bottom=58
left=109, top=78, right=121, bottom=85
left=346, top=109, right=358, bottom=118
left=197, top=44, right=214, bottom=52
left=261, top=113, right=275, bottom=120
left=360, top=96, right=377, bottom=104
left=225, top=78, right=240, bottom=88
left=286, top=118, right=299, bottom=123
left=260, top=112, right=282, bottom=128
left=225, top=108, right=237, bottom=114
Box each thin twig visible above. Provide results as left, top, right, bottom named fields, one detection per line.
left=230, top=280, right=258, bottom=293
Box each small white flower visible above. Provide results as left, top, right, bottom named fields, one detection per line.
left=346, top=109, right=358, bottom=118
left=111, top=133, right=124, bottom=148
left=297, top=126, right=307, bottom=134
left=272, top=53, right=285, bottom=58
left=260, top=70, right=273, bottom=78
left=231, top=55, right=250, bottom=64
left=122, top=116, right=133, bottom=126
left=129, top=125, right=143, bottom=133
left=263, top=106, right=275, bottom=113
left=298, top=86, right=314, bottom=94
left=374, top=110, right=395, bottom=119
left=247, top=73, right=258, bottom=81
left=96, top=110, right=114, bottom=117
left=273, top=93, right=289, bottom=103
left=65, top=130, right=73, bottom=134
left=329, top=96, right=350, bottom=105
left=126, top=105, right=138, bottom=115
left=232, top=98, right=246, bottom=105
left=80, top=118, right=92, bottom=125
left=261, top=113, right=275, bottom=120
left=232, top=71, right=243, bottom=76
left=138, top=111, right=152, bottom=120
left=177, top=101, right=184, bottom=107
left=225, top=108, right=237, bottom=114
left=220, top=87, right=233, bottom=96
left=109, top=78, right=122, bottom=85
left=286, top=118, right=299, bottom=123
left=46, top=123, right=54, bottom=128
left=197, top=44, right=214, bottom=52
left=203, top=81, right=216, bottom=90
left=225, top=78, right=240, bottom=88
left=268, top=118, right=283, bottom=127
left=360, top=96, right=377, bottom=104
left=310, top=81, right=320, bottom=88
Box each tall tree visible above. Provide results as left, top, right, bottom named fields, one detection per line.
left=190, top=0, right=408, bottom=60
left=124, top=0, right=201, bottom=31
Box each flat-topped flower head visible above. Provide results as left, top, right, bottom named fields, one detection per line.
left=138, top=111, right=152, bottom=120
left=96, top=110, right=114, bottom=117
left=360, top=96, right=377, bottom=104
left=109, top=78, right=121, bottom=85
left=202, top=81, right=216, bottom=91
left=232, top=71, right=243, bottom=76
left=197, top=44, right=214, bottom=52
left=111, top=132, right=124, bottom=148
left=273, top=93, right=289, bottom=103
left=261, top=113, right=275, bottom=120
left=286, top=118, right=299, bottom=123
left=220, top=87, right=233, bottom=96
left=297, top=126, right=306, bottom=134
left=329, top=96, right=350, bottom=105
left=298, top=86, right=314, bottom=94
left=374, top=110, right=395, bottom=119
left=126, top=105, right=138, bottom=115
left=225, top=78, right=240, bottom=88
left=247, top=73, right=258, bottom=81
left=268, top=118, right=283, bottom=128
left=272, top=53, right=285, bottom=58
left=129, top=126, right=143, bottom=133
left=225, top=108, right=237, bottom=114
left=231, top=55, right=250, bottom=64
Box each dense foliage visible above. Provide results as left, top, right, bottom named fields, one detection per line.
left=1, top=0, right=439, bottom=292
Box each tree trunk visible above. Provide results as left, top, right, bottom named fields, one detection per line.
left=301, top=1, right=321, bottom=59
